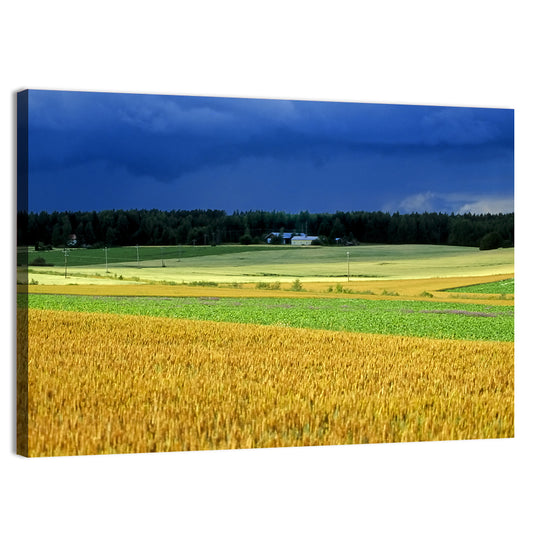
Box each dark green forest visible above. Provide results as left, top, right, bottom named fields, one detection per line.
left=17, top=209, right=514, bottom=250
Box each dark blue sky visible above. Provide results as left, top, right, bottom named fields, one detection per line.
left=25, top=89, right=514, bottom=215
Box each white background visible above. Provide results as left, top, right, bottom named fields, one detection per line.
left=2, top=1, right=531, bottom=531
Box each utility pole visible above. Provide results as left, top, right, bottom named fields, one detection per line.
left=347, top=251, right=350, bottom=282
left=63, top=248, right=69, bottom=278
left=160, top=247, right=165, bottom=268
left=136, top=244, right=140, bottom=268
left=105, top=247, right=109, bottom=273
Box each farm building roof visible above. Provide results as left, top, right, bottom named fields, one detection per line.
left=267, top=232, right=294, bottom=239
left=291, top=235, right=317, bottom=241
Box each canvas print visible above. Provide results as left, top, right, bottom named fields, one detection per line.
left=16, top=90, right=514, bottom=457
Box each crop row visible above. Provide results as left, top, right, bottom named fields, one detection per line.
left=24, top=293, right=514, bottom=341
left=23, top=309, right=514, bottom=456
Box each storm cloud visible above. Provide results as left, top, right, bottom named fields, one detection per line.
left=26, top=90, right=514, bottom=214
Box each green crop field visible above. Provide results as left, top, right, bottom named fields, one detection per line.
left=24, top=293, right=514, bottom=341
left=20, top=244, right=276, bottom=268
left=446, top=278, right=514, bottom=294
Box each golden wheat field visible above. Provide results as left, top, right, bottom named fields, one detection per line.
left=23, top=308, right=514, bottom=457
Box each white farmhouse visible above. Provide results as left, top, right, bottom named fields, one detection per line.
left=291, top=234, right=318, bottom=246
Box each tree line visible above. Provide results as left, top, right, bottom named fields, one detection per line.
left=17, top=208, right=514, bottom=250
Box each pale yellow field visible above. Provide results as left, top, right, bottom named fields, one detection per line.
left=22, top=273, right=514, bottom=306
left=24, top=309, right=514, bottom=456
left=22, top=244, right=514, bottom=285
